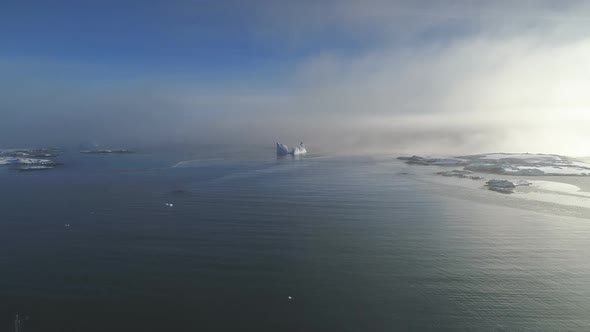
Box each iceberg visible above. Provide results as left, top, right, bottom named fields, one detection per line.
left=276, top=142, right=307, bottom=156
left=292, top=142, right=307, bottom=155
left=276, top=143, right=290, bottom=156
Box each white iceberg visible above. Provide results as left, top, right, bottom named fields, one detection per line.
left=276, top=143, right=290, bottom=156
left=292, top=142, right=307, bottom=155
left=276, top=142, right=307, bottom=156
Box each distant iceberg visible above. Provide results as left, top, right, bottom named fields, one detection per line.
left=292, top=142, right=307, bottom=155
left=276, top=142, right=307, bottom=156
left=276, top=143, right=290, bottom=156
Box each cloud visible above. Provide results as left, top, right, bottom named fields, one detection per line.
left=2, top=1, right=590, bottom=155
left=175, top=33, right=590, bottom=155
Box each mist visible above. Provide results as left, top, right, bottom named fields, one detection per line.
left=2, top=1, right=590, bottom=155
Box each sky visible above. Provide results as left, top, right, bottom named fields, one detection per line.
left=2, top=0, right=590, bottom=155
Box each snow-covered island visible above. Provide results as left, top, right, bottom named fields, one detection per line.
left=399, top=153, right=590, bottom=194
left=399, top=153, right=590, bottom=176
left=80, top=149, right=134, bottom=154
left=0, top=148, right=62, bottom=171
left=0, top=148, right=59, bottom=158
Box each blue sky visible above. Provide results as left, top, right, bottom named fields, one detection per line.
left=2, top=1, right=590, bottom=154
left=2, top=1, right=392, bottom=80
left=1, top=1, right=478, bottom=82
left=2, top=1, right=291, bottom=81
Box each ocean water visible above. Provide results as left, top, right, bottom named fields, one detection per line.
left=1, top=147, right=589, bottom=331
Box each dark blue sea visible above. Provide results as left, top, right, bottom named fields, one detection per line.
left=1, top=146, right=589, bottom=331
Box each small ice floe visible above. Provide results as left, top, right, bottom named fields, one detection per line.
left=485, top=179, right=531, bottom=194
left=165, top=203, right=174, bottom=207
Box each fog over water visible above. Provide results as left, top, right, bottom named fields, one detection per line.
left=3, top=3, right=590, bottom=330
left=2, top=1, right=590, bottom=155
